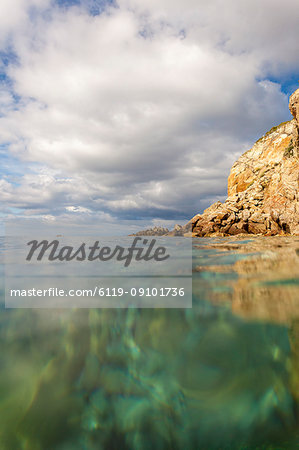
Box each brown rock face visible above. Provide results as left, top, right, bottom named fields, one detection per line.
left=289, top=88, right=299, bottom=154
left=192, top=88, right=299, bottom=237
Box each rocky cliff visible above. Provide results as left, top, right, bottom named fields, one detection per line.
left=192, top=88, right=299, bottom=237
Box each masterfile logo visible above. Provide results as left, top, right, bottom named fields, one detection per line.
left=25, top=237, right=170, bottom=267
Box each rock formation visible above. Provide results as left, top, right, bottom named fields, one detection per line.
left=289, top=88, right=299, bottom=153
left=192, top=89, right=299, bottom=236
left=131, top=226, right=170, bottom=236
left=131, top=224, right=186, bottom=236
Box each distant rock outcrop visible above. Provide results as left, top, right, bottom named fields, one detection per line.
left=130, top=226, right=169, bottom=236
left=191, top=88, right=299, bottom=236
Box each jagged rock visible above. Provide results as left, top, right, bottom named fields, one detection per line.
left=167, top=221, right=192, bottom=236
left=133, top=88, right=299, bottom=238
left=192, top=88, right=299, bottom=237
left=173, top=224, right=183, bottom=231
left=247, top=221, right=267, bottom=235
left=130, top=226, right=169, bottom=236
left=241, top=209, right=251, bottom=221
left=227, top=221, right=248, bottom=235
left=167, top=223, right=189, bottom=236
left=289, top=88, right=299, bottom=155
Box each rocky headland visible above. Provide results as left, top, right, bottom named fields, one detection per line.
left=191, top=89, right=299, bottom=237
left=133, top=89, right=299, bottom=238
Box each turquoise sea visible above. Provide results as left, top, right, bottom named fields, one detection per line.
left=0, top=236, right=299, bottom=449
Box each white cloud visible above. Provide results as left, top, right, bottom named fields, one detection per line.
left=0, top=0, right=298, bottom=225
left=0, top=0, right=51, bottom=47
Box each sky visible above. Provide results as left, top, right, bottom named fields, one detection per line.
left=0, top=0, right=299, bottom=234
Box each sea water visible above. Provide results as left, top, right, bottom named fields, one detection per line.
left=0, top=236, right=299, bottom=449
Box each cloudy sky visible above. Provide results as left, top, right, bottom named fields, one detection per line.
left=1, top=0, right=299, bottom=233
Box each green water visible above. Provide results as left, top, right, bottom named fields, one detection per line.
left=0, top=237, right=299, bottom=449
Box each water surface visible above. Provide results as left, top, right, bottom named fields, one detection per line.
left=0, top=236, right=299, bottom=449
